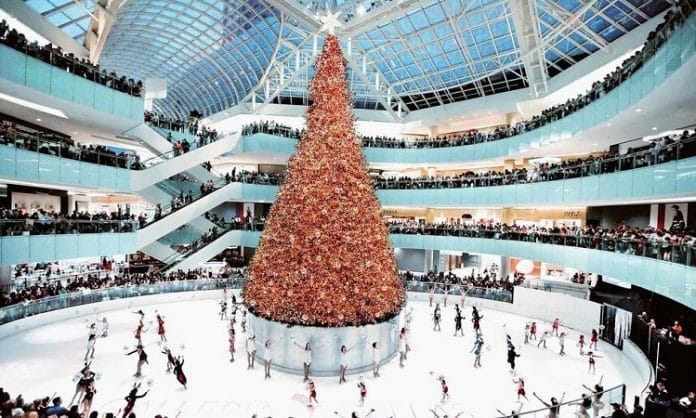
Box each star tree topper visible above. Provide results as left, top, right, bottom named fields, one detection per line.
left=319, top=10, right=343, bottom=34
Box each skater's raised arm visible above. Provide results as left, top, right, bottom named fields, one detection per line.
left=136, top=390, right=148, bottom=399
left=558, top=392, right=566, bottom=404
left=533, top=392, right=550, bottom=406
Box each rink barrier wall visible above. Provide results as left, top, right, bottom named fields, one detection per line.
left=0, top=287, right=654, bottom=396
left=247, top=311, right=401, bottom=377
left=622, top=339, right=655, bottom=395
left=407, top=286, right=601, bottom=335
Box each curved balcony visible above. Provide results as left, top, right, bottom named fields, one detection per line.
left=0, top=220, right=138, bottom=265
left=221, top=146, right=696, bottom=206
left=215, top=229, right=696, bottom=310
left=234, top=12, right=696, bottom=165
left=0, top=130, right=238, bottom=191
left=0, top=44, right=143, bottom=121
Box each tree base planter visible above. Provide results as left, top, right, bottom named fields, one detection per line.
left=247, top=310, right=402, bottom=377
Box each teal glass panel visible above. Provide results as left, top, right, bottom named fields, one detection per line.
left=49, top=66, right=74, bottom=100
left=0, top=146, right=16, bottom=177
left=15, top=149, right=39, bottom=181
left=114, top=92, right=131, bottom=119
left=0, top=46, right=27, bottom=84
left=1, top=236, right=29, bottom=264
left=55, top=235, right=80, bottom=260
left=25, top=58, right=51, bottom=94
left=29, top=235, right=55, bottom=260
left=94, top=85, right=114, bottom=114
left=676, top=158, right=696, bottom=193
left=38, top=153, right=59, bottom=182
left=59, top=158, right=80, bottom=185
left=79, top=160, right=99, bottom=187
left=74, top=77, right=96, bottom=107
left=96, top=166, right=117, bottom=189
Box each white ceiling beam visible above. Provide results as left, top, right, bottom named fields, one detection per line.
left=510, top=0, right=549, bottom=96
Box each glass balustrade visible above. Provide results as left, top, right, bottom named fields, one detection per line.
left=498, top=385, right=626, bottom=418
left=0, top=277, right=241, bottom=325
left=0, top=44, right=143, bottom=120
left=0, top=219, right=138, bottom=237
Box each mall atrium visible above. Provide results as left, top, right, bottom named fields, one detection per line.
left=0, top=0, right=695, bottom=417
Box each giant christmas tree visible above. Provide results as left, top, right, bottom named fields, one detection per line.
left=243, top=35, right=405, bottom=327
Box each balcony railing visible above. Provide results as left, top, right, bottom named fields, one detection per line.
left=0, top=278, right=238, bottom=326
left=0, top=219, right=138, bottom=237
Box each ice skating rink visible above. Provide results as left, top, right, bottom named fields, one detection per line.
left=0, top=295, right=647, bottom=418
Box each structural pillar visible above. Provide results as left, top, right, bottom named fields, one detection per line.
left=424, top=249, right=434, bottom=273
left=0, top=265, right=11, bottom=293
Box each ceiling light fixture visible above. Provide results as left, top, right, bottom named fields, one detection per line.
left=0, top=92, right=68, bottom=119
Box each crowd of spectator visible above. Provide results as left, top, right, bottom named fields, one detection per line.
left=241, top=0, right=695, bottom=151
left=0, top=121, right=143, bottom=169
left=0, top=20, right=143, bottom=97
left=145, top=111, right=220, bottom=152
left=386, top=217, right=695, bottom=265
left=374, top=131, right=696, bottom=189
left=227, top=129, right=696, bottom=192
left=0, top=208, right=137, bottom=236
left=0, top=267, right=237, bottom=309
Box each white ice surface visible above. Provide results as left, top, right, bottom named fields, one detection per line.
left=0, top=296, right=646, bottom=418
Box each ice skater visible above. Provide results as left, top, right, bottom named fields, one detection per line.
left=307, top=379, right=318, bottom=407
left=537, top=329, right=549, bottom=349
left=371, top=341, right=381, bottom=377
left=590, top=329, right=599, bottom=351
left=263, top=337, right=284, bottom=379
left=524, top=323, right=531, bottom=344
left=126, top=343, right=149, bottom=377
left=570, top=393, right=592, bottom=418
left=582, top=376, right=605, bottom=416
left=241, top=309, right=247, bottom=333
left=433, top=303, right=442, bottom=331
left=399, top=328, right=408, bottom=367
left=496, top=406, right=521, bottom=418
left=134, top=322, right=147, bottom=344
left=578, top=335, right=586, bottom=354
left=156, top=312, right=167, bottom=342
left=357, top=377, right=367, bottom=406
left=219, top=299, right=228, bottom=320
left=470, top=335, right=483, bottom=368
left=293, top=340, right=313, bottom=382
left=530, top=321, right=537, bottom=340
left=80, top=375, right=96, bottom=417
left=437, top=375, right=449, bottom=402
left=453, top=305, right=464, bottom=337
left=472, top=306, right=483, bottom=332
left=85, top=323, right=98, bottom=361
left=161, top=346, right=176, bottom=372
left=173, top=355, right=187, bottom=389
left=228, top=328, right=236, bottom=362
left=100, top=317, right=109, bottom=338
left=532, top=391, right=565, bottom=418
left=558, top=331, right=567, bottom=356
left=507, top=343, right=520, bottom=375
left=132, top=309, right=145, bottom=322
left=246, top=333, right=257, bottom=369
left=429, top=286, right=435, bottom=307
left=552, top=318, right=560, bottom=336
left=443, top=286, right=449, bottom=307
left=121, top=383, right=148, bottom=418
left=587, top=351, right=602, bottom=374
left=512, top=377, right=529, bottom=402
left=339, top=343, right=358, bottom=383
left=70, top=363, right=95, bottom=406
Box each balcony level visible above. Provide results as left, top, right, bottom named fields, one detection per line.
left=0, top=44, right=143, bottom=121
left=0, top=132, right=239, bottom=192
left=220, top=230, right=696, bottom=311
left=0, top=220, right=137, bottom=265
